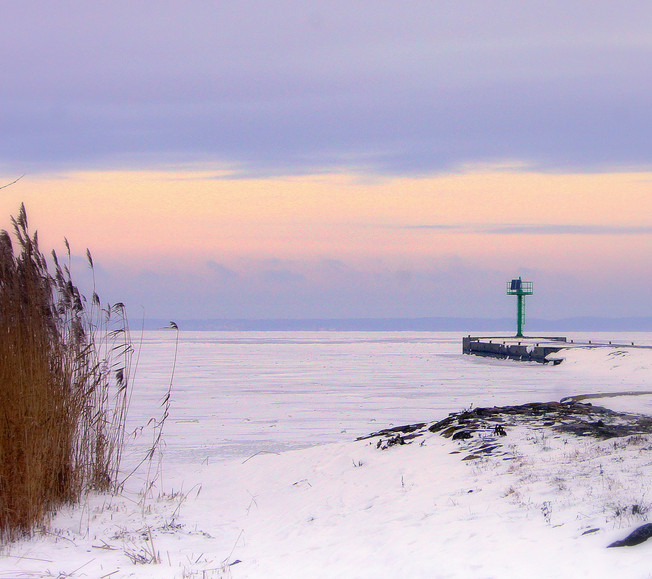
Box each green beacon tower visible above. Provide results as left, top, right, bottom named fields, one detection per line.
left=506, top=277, right=533, bottom=338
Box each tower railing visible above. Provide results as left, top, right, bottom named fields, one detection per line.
left=506, top=280, right=533, bottom=295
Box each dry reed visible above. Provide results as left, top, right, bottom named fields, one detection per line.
left=0, top=204, right=131, bottom=541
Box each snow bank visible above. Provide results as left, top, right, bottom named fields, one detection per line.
left=552, top=346, right=652, bottom=384
left=6, top=425, right=652, bottom=578
left=550, top=346, right=652, bottom=415
left=3, top=333, right=652, bottom=578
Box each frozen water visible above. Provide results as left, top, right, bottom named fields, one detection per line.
left=6, top=330, right=652, bottom=579
left=125, top=331, right=652, bottom=467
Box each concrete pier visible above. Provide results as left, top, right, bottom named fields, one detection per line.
left=463, top=335, right=652, bottom=364
left=462, top=336, right=568, bottom=364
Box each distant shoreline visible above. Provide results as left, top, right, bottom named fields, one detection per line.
left=139, top=316, right=652, bottom=332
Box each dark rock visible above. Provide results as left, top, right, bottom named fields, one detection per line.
left=607, top=523, right=652, bottom=547
left=440, top=426, right=461, bottom=438
left=386, top=434, right=405, bottom=447
left=479, top=444, right=501, bottom=453
left=452, top=430, right=472, bottom=440
left=428, top=416, right=456, bottom=433
left=357, top=422, right=427, bottom=441
left=364, top=400, right=652, bottom=459
left=494, top=425, right=507, bottom=436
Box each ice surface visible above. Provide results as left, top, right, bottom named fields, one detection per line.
left=125, top=331, right=652, bottom=466
left=3, top=331, right=652, bottom=578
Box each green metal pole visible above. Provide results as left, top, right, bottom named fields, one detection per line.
left=516, top=293, right=524, bottom=337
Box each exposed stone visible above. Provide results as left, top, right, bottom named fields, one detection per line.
left=452, top=430, right=473, bottom=440
left=607, top=523, right=652, bottom=548
left=360, top=400, right=652, bottom=456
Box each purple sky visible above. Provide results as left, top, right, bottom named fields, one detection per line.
left=3, top=2, right=652, bottom=176
left=2, top=2, right=652, bottom=323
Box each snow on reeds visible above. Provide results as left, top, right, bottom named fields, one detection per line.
left=0, top=204, right=132, bottom=541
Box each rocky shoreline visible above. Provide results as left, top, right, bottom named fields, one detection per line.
left=359, top=400, right=652, bottom=548
left=359, top=400, right=652, bottom=456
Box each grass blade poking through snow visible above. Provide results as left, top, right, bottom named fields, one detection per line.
left=140, top=321, right=179, bottom=503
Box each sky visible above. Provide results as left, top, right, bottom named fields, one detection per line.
left=1, top=1, right=652, bottom=323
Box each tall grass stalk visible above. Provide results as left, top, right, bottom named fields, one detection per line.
left=140, top=321, right=178, bottom=503
left=0, top=204, right=132, bottom=541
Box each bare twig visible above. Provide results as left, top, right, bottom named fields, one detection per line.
left=0, top=174, right=25, bottom=191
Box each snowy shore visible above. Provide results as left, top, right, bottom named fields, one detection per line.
left=3, top=334, right=652, bottom=578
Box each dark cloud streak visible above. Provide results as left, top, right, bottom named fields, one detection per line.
left=400, top=224, right=652, bottom=235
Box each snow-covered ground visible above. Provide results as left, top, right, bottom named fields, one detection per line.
left=3, top=331, right=652, bottom=578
